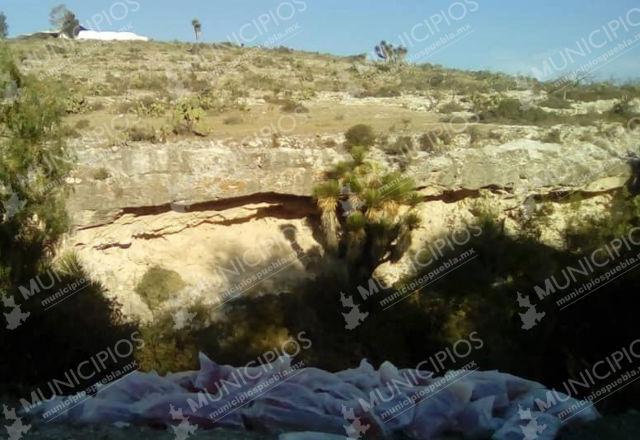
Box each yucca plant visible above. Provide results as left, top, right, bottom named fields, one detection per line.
left=391, top=212, right=422, bottom=261
left=191, top=19, right=202, bottom=42
left=345, top=212, right=367, bottom=263
left=313, top=180, right=341, bottom=250
left=313, top=148, right=423, bottom=271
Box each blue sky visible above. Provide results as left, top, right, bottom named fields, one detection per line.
left=2, top=0, right=640, bottom=81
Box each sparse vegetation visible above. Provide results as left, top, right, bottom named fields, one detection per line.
left=478, top=97, right=560, bottom=125
left=223, top=114, right=243, bottom=125
left=74, top=118, right=90, bottom=130
left=127, top=125, right=160, bottom=142
left=344, top=124, right=376, bottom=148
left=171, top=97, right=205, bottom=135
left=542, top=128, right=563, bottom=144
left=419, top=129, right=451, bottom=152
left=439, top=101, right=465, bottom=113
left=540, top=94, right=572, bottom=109
left=131, top=72, right=169, bottom=91
left=280, top=99, right=309, bottom=113
left=2, top=17, right=640, bottom=438
left=385, top=135, right=414, bottom=155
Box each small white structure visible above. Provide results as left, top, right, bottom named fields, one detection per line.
left=77, top=30, right=149, bottom=41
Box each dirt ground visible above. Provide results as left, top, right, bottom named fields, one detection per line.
left=15, top=423, right=274, bottom=440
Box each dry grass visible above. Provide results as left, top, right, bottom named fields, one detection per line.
left=8, top=39, right=636, bottom=144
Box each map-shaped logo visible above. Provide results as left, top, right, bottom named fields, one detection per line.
left=169, top=404, right=197, bottom=440
left=518, top=405, right=547, bottom=440
left=2, top=404, right=31, bottom=440
left=1, top=294, right=30, bottom=330
left=516, top=292, right=546, bottom=330
left=172, top=308, right=196, bottom=330
left=342, top=404, right=370, bottom=439
left=340, top=292, right=369, bottom=330
left=2, top=188, right=27, bottom=221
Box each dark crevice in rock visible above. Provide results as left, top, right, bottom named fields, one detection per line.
left=74, top=185, right=624, bottom=248
left=75, top=192, right=318, bottom=231
left=126, top=192, right=316, bottom=217
left=420, top=185, right=508, bottom=203
left=530, top=188, right=622, bottom=203
left=420, top=185, right=623, bottom=204
left=94, top=242, right=132, bottom=251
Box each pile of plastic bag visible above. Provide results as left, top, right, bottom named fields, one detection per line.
left=29, top=353, right=598, bottom=439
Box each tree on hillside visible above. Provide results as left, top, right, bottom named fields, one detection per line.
left=191, top=19, right=202, bottom=42
left=49, top=4, right=80, bottom=38
left=0, top=45, right=139, bottom=392
left=0, top=46, right=71, bottom=248
left=0, top=12, right=8, bottom=39
left=375, top=40, right=408, bottom=64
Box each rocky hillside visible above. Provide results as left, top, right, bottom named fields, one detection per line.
left=9, top=39, right=639, bottom=320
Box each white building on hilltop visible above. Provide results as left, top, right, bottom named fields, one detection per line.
left=17, top=27, right=149, bottom=42
left=76, top=30, right=149, bottom=41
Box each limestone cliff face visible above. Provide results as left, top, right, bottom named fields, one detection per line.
left=67, top=137, right=344, bottom=227
left=62, top=129, right=635, bottom=320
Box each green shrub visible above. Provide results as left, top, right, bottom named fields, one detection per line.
left=419, top=129, right=451, bottom=152
left=91, top=72, right=130, bottom=96
left=92, top=167, right=110, bottom=180
left=345, top=124, right=376, bottom=147
left=479, top=98, right=560, bottom=125
left=134, top=95, right=170, bottom=117
left=65, top=94, right=88, bottom=114
left=135, top=266, right=186, bottom=311
left=115, top=100, right=136, bottom=114
left=540, top=95, right=572, bottom=109
left=0, top=45, right=138, bottom=390
left=135, top=312, right=199, bottom=374
left=542, top=128, right=563, bottom=144
left=439, top=101, right=465, bottom=113
left=466, top=125, right=485, bottom=145
left=131, top=72, right=169, bottom=91
left=561, top=83, right=628, bottom=102
left=608, top=97, right=639, bottom=121
left=280, top=100, right=309, bottom=113
left=223, top=115, right=244, bottom=125
left=127, top=125, right=159, bottom=142
left=419, top=132, right=437, bottom=151
left=172, top=97, right=205, bottom=135
left=0, top=45, right=70, bottom=246
left=74, top=119, right=91, bottom=130
left=357, top=85, right=402, bottom=98
left=386, top=136, right=414, bottom=155
left=183, top=71, right=210, bottom=93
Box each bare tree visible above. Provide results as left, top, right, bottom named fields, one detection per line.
left=49, top=4, right=80, bottom=38
left=191, top=19, right=202, bottom=42
left=549, top=70, right=595, bottom=101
